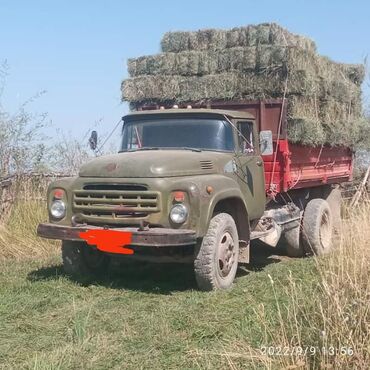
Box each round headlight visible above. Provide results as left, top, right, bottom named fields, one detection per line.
left=170, top=204, right=188, bottom=224
left=50, top=200, right=66, bottom=219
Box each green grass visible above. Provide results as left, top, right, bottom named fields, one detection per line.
left=1, top=198, right=369, bottom=369
left=0, top=248, right=319, bottom=369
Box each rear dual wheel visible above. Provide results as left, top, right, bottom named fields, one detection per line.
left=302, top=198, right=333, bottom=255
left=283, top=198, right=335, bottom=257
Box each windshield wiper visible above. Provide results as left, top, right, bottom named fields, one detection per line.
left=127, top=147, right=161, bottom=151
left=180, top=147, right=202, bottom=152
left=137, top=147, right=160, bottom=151
left=119, top=147, right=160, bottom=153
left=121, top=146, right=202, bottom=153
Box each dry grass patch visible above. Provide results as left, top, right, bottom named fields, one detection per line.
left=0, top=199, right=57, bottom=261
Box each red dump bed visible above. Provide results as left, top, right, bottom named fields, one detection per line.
left=201, top=99, right=353, bottom=195
left=139, top=99, right=353, bottom=196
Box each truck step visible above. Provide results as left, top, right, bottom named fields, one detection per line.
left=250, top=230, right=273, bottom=240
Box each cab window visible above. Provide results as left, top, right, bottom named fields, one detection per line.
left=237, top=121, right=254, bottom=154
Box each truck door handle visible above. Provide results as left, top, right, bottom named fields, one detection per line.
left=256, top=160, right=263, bottom=167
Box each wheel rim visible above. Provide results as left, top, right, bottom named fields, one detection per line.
left=319, top=210, right=332, bottom=250
left=217, top=231, right=236, bottom=278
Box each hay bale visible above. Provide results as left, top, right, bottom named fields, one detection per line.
left=161, top=23, right=316, bottom=53
left=287, top=96, right=326, bottom=146
left=216, top=47, right=256, bottom=73
left=288, top=96, right=363, bottom=126
left=255, top=45, right=287, bottom=71
left=161, top=29, right=227, bottom=52
left=127, top=48, right=257, bottom=77
left=287, top=116, right=367, bottom=148
left=320, top=74, right=360, bottom=103
left=287, top=118, right=326, bottom=146
left=173, top=51, right=199, bottom=75
left=314, top=56, right=365, bottom=85
left=127, top=56, right=146, bottom=76
left=127, top=45, right=364, bottom=87
left=122, top=68, right=360, bottom=107
left=121, top=75, right=180, bottom=102
left=269, top=23, right=316, bottom=51
left=287, top=96, right=366, bottom=147
left=225, top=28, right=242, bottom=48
left=247, top=23, right=271, bottom=46
left=288, top=96, right=320, bottom=121
left=319, top=98, right=362, bottom=124
left=122, top=71, right=326, bottom=103
left=343, top=64, right=366, bottom=85
left=323, top=118, right=366, bottom=148
left=198, top=29, right=227, bottom=50
left=161, top=31, right=192, bottom=53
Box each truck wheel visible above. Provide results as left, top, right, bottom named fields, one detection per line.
left=62, top=240, right=110, bottom=276
left=282, top=219, right=305, bottom=257
left=325, top=187, right=342, bottom=237
left=194, top=213, right=239, bottom=291
left=302, top=199, right=333, bottom=256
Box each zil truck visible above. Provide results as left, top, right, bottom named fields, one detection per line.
left=37, top=99, right=352, bottom=291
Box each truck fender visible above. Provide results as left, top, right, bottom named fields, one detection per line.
left=203, top=188, right=250, bottom=244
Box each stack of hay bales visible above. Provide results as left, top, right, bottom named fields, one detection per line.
left=121, top=23, right=366, bottom=147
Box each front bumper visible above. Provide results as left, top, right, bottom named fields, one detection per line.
left=37, top=223, right=197, bottom=247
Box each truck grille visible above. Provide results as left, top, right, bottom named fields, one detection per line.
left=73, top=184, right=160, bottom=222
left=200, top=160, right=214, bottom=170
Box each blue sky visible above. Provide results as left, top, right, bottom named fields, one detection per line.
left=0, top=0, right=369, bottom=142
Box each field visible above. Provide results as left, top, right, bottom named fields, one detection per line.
left=0, top=197, right=369, bottom=369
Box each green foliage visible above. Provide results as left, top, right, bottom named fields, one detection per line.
left=0, top=97, right=50, bottom=176
left=0, top=63, right=51, bottom=176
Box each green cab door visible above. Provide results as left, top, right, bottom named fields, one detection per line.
left=234, top=120, right=266, bottom=220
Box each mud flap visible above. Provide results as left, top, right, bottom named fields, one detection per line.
left=238, top=240, right=250, bottom=263
left=258, top=221, right=282, bottom=247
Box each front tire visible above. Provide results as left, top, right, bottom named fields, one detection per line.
left=62, top=240, right=110, bottom=276
left=194, top=213, right=239, bottom=291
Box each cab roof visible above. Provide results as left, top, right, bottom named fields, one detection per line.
left=123, top=108, right=255, bottom=121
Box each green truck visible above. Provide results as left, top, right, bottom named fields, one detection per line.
left=37, top=100, right=352, bottom=291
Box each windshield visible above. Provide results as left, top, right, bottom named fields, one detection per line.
left=120, top=118, right=234, bottom=152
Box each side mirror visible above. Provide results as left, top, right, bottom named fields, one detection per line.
left=259, top=130, right=273, bottom=156
left=89, top=130, right=98, bottom=151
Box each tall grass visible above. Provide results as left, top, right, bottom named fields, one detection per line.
left=222, top=199, right=370, bottom=369
left=0, top=199, right=57, bottom=260
left=313, top=200, right=370, bottom=368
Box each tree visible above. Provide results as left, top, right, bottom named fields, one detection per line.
left=0, top=63, right=50, bottom=177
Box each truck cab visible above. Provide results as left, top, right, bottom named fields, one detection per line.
left=38, top=108, right=270, bottom=290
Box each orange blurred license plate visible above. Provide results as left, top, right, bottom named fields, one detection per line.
left=79, top=229, right=133, bottom=254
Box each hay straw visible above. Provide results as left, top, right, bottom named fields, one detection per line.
left=121, top=71, right=358, bottom=104
left=122, top=22, right=366, bottom=147
left=161, top=23, right=316, bottom=53
left=127, top=46, right=364, bottom=86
